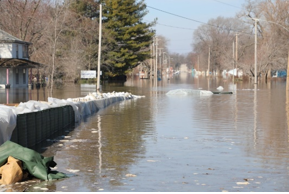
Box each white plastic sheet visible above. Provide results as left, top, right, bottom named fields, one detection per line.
left=166, top=89, right=213, bottom=96
left=0, top=105, right=17, bottom=145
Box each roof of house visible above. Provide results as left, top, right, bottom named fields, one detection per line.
left=0, top=58, right=43, bottom=68
left=0, top=29, right=30, bottom=44
left=0, top=29, right=42, bottom=68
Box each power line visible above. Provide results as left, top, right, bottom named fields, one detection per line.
left=146, top=5, right=254, bottom=36
left=147, top=5, right=207, bottom=25
left=156, top=22, right=196, bottom=31
left=211, top=0, right=242, bottom=9
left=144, top=20, right=196, bottom=31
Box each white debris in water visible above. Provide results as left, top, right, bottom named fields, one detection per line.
left=59, top=139, right=69, bottom=142
left=126, top=174, right=137, bottom=177
left=147, top=160, right=157, bottom=162
left=166, top=89, right=202, bottom=96
left=200, top=90, right=213, bottom=96
left=236, top=182, right=250, bottom=185
left=106, top=168, right=116, bottom=171
left=91, top=131, right=98, bottom=134
left=233, top=186, right=244, bottom=189
left=40, top=188, right=49, bottom=191
left=71, top=139, right=87, bottom=142
left=66, top=169, right=80, bottom=173
left=217, top=86, right=224, bottom=91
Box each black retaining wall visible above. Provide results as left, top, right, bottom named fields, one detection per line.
left=10, top=105, right=75, bottom=148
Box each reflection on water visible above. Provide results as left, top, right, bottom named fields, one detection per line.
left=3, top=74, right=289, bottom=192
left=98, top=115, right=102, bottom=175
left=254, top=84, right=257, bottom=148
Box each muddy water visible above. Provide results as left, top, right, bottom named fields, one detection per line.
left=1, top=74, right=289, bottom=192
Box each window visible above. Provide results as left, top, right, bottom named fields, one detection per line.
left=16, top=69, right=19, bottom=84
left=23, top=69, right=26, bottom=84
left=23, top=45, right=28, bottom=58
left=16, top=44, right=18, bottom=58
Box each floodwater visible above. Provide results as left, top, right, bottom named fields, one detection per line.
left=1, top=73, right=289, bottom=192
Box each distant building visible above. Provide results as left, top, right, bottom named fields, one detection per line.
left=179, top=64, right=188, bottom=72
left=0, top=29, right=42, bottom=88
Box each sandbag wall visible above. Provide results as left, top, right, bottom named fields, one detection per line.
left=6, top=93, right=139, bottom=148
left=10, top=105, right=75, bottom=148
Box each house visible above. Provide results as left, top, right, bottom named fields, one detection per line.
left=0, top=29, right=42, bottom=88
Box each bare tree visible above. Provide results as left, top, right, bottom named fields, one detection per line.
left=193, top=16, right=251, bottom=75
left=241, top=0, right=289, bottom=79
left=42, top=0, right=72, bottom=95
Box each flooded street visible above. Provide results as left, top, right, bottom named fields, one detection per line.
left=1, top=73, right=289, bottom=192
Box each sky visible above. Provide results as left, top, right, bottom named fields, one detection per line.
left=143, top=0, right=247, bottom=55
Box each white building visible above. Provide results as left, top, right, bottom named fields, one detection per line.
left=179, top=64, right=188, bottom=72
left=0, top=29, right=41, bottom=88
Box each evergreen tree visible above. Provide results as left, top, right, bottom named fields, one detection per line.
left=102, top=0, right=155, bottom=77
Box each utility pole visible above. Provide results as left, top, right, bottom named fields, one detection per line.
left=235, top=33, right=238, bottom=79
left=158, top=48, right=163, bottom=76
left=235, top=34, right=238, bottom=65
left=207, top=46, right=210, bottom=76
left=150, top=43, right=153, bottom=80
left=155, top=36, right=158, bottom=79
left=97, top=4, right=102, bottom=92
left=163, top=52, right=167, bottom=74
left=233, top=41, right=235, bottom=82
left=287, top=50, right=289, bottom=89
left=198, top=55, right=200, bottom=73
left=152, top=38, right=155, bottom=78
left=247, top=14, right=258, bottom=84
left=254, top=19, right=258, bottom=84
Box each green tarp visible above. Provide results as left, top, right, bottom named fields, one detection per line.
left=0, top=141, right=67, bottom=181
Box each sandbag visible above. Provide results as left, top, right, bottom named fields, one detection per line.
left=0, top=156, right=23, bottom=185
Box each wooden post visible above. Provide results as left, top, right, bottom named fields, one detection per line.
left=233, top=41, right=235, bottom=82
left=287, top=50, right=289, bottom=90
left=97, top=4, right=102, bottom=93
left=207, top=46, right=210, bottom=76
left=236, top=34, right=238, bottom=78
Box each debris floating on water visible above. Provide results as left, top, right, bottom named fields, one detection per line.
left=125, top=174, right=137, bottom=177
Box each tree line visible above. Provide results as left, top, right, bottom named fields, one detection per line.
left=192, top=0, right=289, bottom=80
